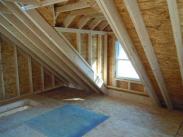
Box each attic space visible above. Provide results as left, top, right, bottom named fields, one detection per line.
left=0, top=0, right=183, bottom=137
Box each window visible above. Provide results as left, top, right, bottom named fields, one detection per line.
left=115, top=41, right=140, bottom=80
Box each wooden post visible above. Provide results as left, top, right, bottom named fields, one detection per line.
left=103, top=34, right=108, bottom=84
left=88, top=33, right=92, bottom=66
left=97, top=34, right=102, bottom=78
left=0, top=36, right=5, bottom=99
left=14, top=46, right=20, bottom=96
left=76, top=32, right=81, bottom=53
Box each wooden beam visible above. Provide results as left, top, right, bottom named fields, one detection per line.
left=97, top=34, right=102, bottom=77
left=76, top=32, right=81, bottom=53
left=0, top=26, right=69, bottom=85
left=0, top=35, right=5, bottom=99
left=99, top=21, right=108, bottom=31
left=2, top=2, right=102, bottom=93
left=78, top=16, right=91, bottom=29
left=124, top=0, right=172, bottom=109
left=0, top=15, right=82, bottom=89
left=96, top=0, right=160, bottom=106
left=56, top=1, right=90, bottom=13
left=14, top=45, right=20, bottom=96
left=23, top=8, right=104, bottom=92
left=0, top=3, right=11, bottom=14
left=103, top=34, right=107, bottom=84
left=63, top=14, right=76, bottom=28
left=89, top=17, right=105, bottom=30
left=88, top=33, right=92, bottom=66
left=167, top=0, right=183, bottom=83
left=70, top=8, right=99, bottom=16
left=18, top=0, right=68, bottom=10
left=55, top=27, right=108, bottom=35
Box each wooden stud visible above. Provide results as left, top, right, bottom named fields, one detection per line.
left=103, top=34, right=108, bottom=84
left=97, top=34, right=102, bottom=77
left=88, top=33, right=93, bottom=66
left=0, top=26, right=69, bottom=85
left=0, top=2, right=89, bottom=90
left=0, top=35, right=5, bottom=99
left=63, top=14, right=76, bottom=28
left=76, top=32, right=81, bottom=53
left=96, top=0, right=160, bottom=106
left=0, top=16, right=80, bottom=89
left=78, top=16, right=91, bottom=29
left=124, top=0, right=172, bottom=109
left=14, top=46, right=20, bottom=96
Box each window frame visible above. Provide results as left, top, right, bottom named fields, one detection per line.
left=115, top=41, right=140, bottom=81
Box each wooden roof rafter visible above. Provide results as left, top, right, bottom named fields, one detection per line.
left=124, top=0, right=173, bottom=109
left=167, top=0, right=183, bottom=84
left=96, top=0, right=161, bottom=106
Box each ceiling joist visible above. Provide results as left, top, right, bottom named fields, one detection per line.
left=96, top=0, right=161, bottom=106
left=17, top=0, right=68, bottom=10
left=124, top=0, right=173, bottom=109
left=56, top=1, right=90, bottom=14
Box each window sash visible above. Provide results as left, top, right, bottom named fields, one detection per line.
left=115, top=42, right=140, bottom=80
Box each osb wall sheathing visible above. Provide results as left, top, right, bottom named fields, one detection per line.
left=114, top=0, right=163, bottom=100
left=1, top=38, right=17, bottom=99
left=44, top=68, right=53, bottom=89
left=138, top=0, right=183, bottom=107
left=62, top=32, right=77, bottom=49
left=115, top=0, right=183, bottom=107
left=31, top=59, right=43, bottom=92
left=17, top=49, right=31, bottom=95
left=107, top=34, right=146, bottom=94
left=81, top=33, right=88, bottom=62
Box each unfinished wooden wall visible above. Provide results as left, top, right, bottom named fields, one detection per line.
left=59, top=30, right=105, bottom=78
left=113, top=0, right=183, bottom=108
left=0, top=34, right=66, bottom=103
left=107, top=34, right=147, bottom=96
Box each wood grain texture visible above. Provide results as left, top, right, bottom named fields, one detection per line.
left=44, top=68, right=53, bottom=89
left=31, top=59, right=43, bottom=92
left=81, top=33, right=88, bottom=61
left=1, top=38, right=17, bottom=99
left=17, top=49, right=31, bottom=95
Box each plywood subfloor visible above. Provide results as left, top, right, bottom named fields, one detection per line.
left=0, top=87, right=183, bottom=137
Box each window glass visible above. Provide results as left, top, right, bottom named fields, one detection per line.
left=116, top=41, right=140, bottom=80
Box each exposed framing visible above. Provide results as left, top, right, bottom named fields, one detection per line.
left=124, top=0, right=172, bottom=109
left=167, top=0, right=183, bottom=83
left=0, top=35, right=5, bottom=99
left=14, top=46, right=20, bottom=96
left=96, top=0, right=160, bottom=106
